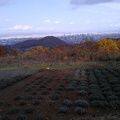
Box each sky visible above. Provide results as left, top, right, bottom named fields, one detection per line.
left=0, top=0, right=120, bottom=35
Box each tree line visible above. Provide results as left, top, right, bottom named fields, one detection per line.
left=0, top=38, right=120, bottom=63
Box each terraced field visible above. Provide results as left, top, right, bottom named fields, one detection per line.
left=0, top=68, right=120, bottom=120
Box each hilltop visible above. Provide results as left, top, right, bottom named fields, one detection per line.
left=11, top=36, right=67, bottom=50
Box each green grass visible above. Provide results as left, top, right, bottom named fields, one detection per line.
left=0, top=61, right=120, bottom=70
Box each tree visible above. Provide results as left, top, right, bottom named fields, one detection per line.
left=97, top=38, right=119, bottom=54
left=97, top=38, right=119, bottom=60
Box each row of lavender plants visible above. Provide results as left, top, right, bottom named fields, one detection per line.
left=87, top=68, right=120, bottom=109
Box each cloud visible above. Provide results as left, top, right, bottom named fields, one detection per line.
left=36, top=27, right=55, bottom=31
left=44, top=20, right=50, bottom=23
left=86, top=21, right=90, bottom=24
left=54, top=21, right=60, bottom=24
left=69, top=21, right=75, bottom=24
left=70, top=0, right=120, bottom=7
left=114, top=24, right=120, bottom=27
left=9, top=25, right=33, bottom=30
left=4, top=19, right=12, bottom=22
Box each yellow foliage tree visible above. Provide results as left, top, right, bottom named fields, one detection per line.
left=97, top=38, right=119, bottom=54
left=116, top=40, right=120, bottom=50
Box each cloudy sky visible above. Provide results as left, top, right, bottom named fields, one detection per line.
left=0, top=0, right=120, bottom=35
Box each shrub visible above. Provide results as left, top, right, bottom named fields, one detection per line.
left=24, top=88, right=32, bottom=92
left=17, top=115, right=27, bottom=120
left=26, top=95, right=34, bottom=100
left=109, top=79, right=119, bottom=84
left=74, top=107, right=86, bottom=115
left=41, top=90, right=49, bottom=95
left=62, top=99, right=73, bottom=106
left=101, top=87, right=111, bottom=92
left=89, top=89, right=102, bottom=95
left=77, top=90, right=88, bottom=96
left=37, top=95, right=45, bottom=100
left=49, top=100, right=55, bottom=106
left=51, top=94, right=60, bottom=100
left=110, top=101, right=120, bottom=109
left=66, top=86, right=76, bottom=91
left=31, top=92, right=37, bottom=95
left=56, top=87, right=65, bottom=91
left=59, top=107, right=69, bottom=113
left=103, top=91, right=114, bottom=97
left=37, top=88, right=42, bottom=91
left=1, top=115, right=11, bottom=120
left=34, top=114, right=47, bottom=120
left=74, top=100, right=89, bottom=107
left=116, top=92, right=120, bottom=97
left=107, top=95, right=118, bottom=101
left=14, top=96, right=22, bottom=100
left=91, top=100, right=108, bottom=108
left=114, top=87, right=120, bottom=92
left=77, top=86, right=88, bottom=91
left=39, top=85, right=46, bottom=88
left=33, top=100, right=40, bottom=105
left=9, top=107, right=20, bottom=114
left=19, top=100, right=26, bottom=106
left=89, top=94, right=105, bottom=101
left=46, top=87, right=52, bottom=91
left=89, top=84, right=100, bottom=89
left=25, top=107, right=35, bottom=114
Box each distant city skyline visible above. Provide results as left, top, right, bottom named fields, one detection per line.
left=0, top=0, right=120, bottom=35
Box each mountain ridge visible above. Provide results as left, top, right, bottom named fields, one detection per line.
left=11, top=36, right=67, bottom=50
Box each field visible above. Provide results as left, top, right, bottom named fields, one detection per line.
left=0, top=64, right=120, bottom=120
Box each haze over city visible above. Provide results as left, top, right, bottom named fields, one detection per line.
left=0, top=0, right=120, bottom=35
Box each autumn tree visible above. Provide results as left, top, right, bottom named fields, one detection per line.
left=97, top=38, right=119, bottom=60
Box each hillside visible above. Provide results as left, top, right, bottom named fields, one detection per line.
left=0, top=45, right=17, bottom=57
left=11, top=36, right=67, bottom=50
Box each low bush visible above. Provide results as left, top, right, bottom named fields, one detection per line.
left=25, top=107, right=35, bottom=114
left=77, top=86, right=88, bottom=91
left=110, top=100, right=120, bottom=109
left=1, top=115, right=11, bottom=120
left=91, top=100, right=108, bottom=108
left=107, top=95, right=118, bottom=101
left=17, top=115, right=27, bottom=120
left=101, top=87, right=111, bottom=92
left=26, top=95, right=34, bottom=100
left=89, top=84, right=100, bottom=89
left=77, top=90, right=88, bottom=96
left=89, top=94, right=105, bottom=101
left=37, top=95, right=45, bottom=100
left=74, top=107, right=86, bottom=115
left=62, top=99, right=73, bottom=106
left=33, top=100, right=40, bottom=105
left=59, top=107, right=70, bottom=113
left=74, top=100, right=89, bottom=107
left=51, top=93, right=60, bottom=100
left=49, top=100, right=55, bottom=106
left=103, top=91, right=115, bottom=97
left=39, top=85, right=46, bottom=88
left=34, top=114, right=47, bottom=120
left=66, top=86, right=76, bottom=91
left=9, top=107, right=20, bottom=114
left=41, top=90, right=49, bottom=95
left=14, top=96, right=22, bottom=100
left=89, top=89, right=102, bottom=95
left=19, top=100, right=26, bottom=106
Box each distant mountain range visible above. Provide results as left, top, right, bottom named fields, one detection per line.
left=11, top=36, right=67, bottom=50
left=0, top=32, right=120, bottom=46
